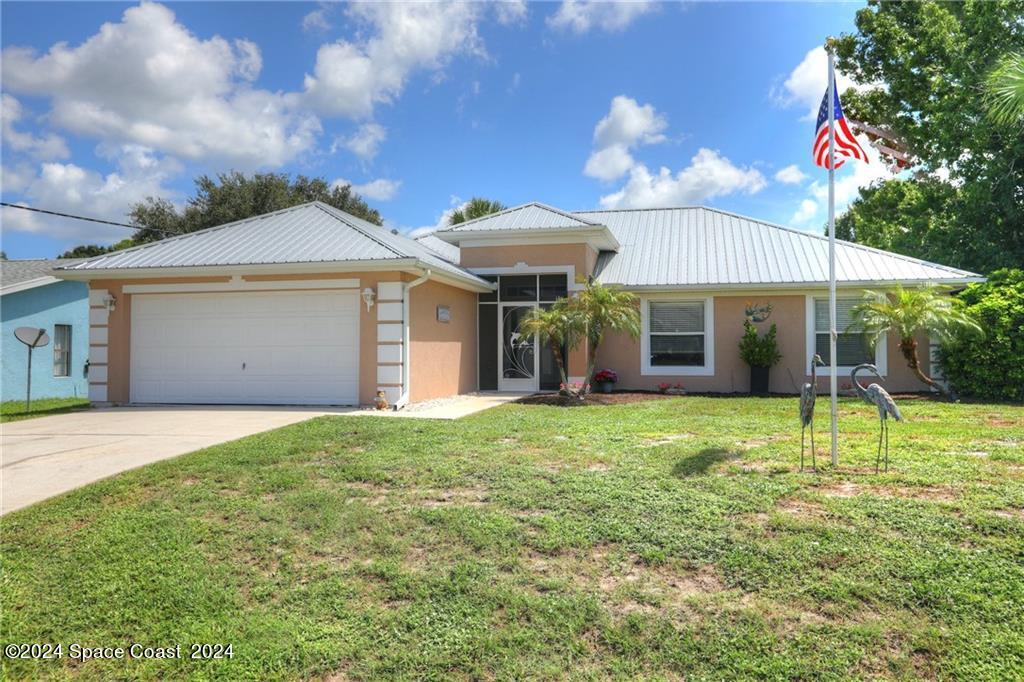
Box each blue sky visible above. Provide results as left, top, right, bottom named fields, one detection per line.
left=1, top=1, right=889, bottom=259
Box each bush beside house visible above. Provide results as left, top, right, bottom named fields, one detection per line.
left=938, top=269, right=1024, bottom=402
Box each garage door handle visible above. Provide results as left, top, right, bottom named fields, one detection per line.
left=242, top=362, right=246, bottom=370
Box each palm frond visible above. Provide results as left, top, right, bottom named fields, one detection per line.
left=985, top=52, right=1024, bottom=127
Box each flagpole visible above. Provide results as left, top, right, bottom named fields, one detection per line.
left=827, top=44, right=839, bottom=466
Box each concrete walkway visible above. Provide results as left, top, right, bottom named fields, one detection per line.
left=1, top=394, right=522, bottom=515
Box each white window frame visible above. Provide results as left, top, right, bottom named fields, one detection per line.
left=53, top=324, right=72, bottom=378
left=804, top=295, right=886, bottom=376
left=640, top=295, right=715, bottom=376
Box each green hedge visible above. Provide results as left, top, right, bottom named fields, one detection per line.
left=938, top=269, right=1024, bottom=402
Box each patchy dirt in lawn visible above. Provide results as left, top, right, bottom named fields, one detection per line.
left=815, top=481, right=959, bottom=502
left=641, top=433, right=695, bottom=447
left=417, top=487, right=489, bottom=508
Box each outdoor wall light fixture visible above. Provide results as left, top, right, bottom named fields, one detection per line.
left=103, top=293, right=117, bottom=312
left=361, top=287, right=376, bottom=311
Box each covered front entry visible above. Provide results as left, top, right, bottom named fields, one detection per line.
left=130, top=290, right=359, bottom=405
left=478, top=274, right=567, bottom=392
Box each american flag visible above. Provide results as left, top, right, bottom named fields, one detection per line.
left=813, top=83, right=868, bottom=169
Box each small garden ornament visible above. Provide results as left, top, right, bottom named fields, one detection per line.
left=374, top=391, right=389, bottom=411
left=799, top=354, right=825, bottom=472
left=851, top=364, right=903, bottom=473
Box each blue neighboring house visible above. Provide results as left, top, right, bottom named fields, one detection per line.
left=1, top=259, right=89, bottom=402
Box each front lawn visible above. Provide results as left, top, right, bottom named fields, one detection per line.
left=0, top=397, right=90, bottom=423
left=2, top=397, right=1021, bottom=679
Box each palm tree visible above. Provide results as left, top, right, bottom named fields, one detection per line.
left=449, top=198, right=506, bottom=225
left=849, top=285, right=981, bottom=395
left=985, top=51, right=1024, bottom=126
left=570, top=282, right=641, bottom=389
left=518, top=301, right=583, bottom=388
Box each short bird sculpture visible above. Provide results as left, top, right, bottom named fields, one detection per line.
left=799, top=354, right=825, bottom=472
left=851, top=364, right=903, bottom=473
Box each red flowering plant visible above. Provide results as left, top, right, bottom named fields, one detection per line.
left=593, top=369, right=618, bottom=385
left=657, top=382, right=672, bottom=394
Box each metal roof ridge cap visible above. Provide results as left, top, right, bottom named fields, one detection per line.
left=311, top=202, right=408, bottom=259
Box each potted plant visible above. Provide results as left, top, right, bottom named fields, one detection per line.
left=593, top=369, right=618, bottom=393
left=738, top=320, right=781, bottom=395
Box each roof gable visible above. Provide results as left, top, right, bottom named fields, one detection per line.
left=574, top=207, right=980, bottom=288
left=436, top=202, right=600, bottom=233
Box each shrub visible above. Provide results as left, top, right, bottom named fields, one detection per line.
left=738, top=321, right=782, bottom=368
left=937, top=269, right=1024, bottom=402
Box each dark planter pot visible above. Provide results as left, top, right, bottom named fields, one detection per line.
left=599, top=382, right=613, bottom=394
left=750, top=366, right=770, bottom=395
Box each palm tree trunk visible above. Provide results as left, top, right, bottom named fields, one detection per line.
left=549, top=338, right=568, bottom=386
left=900, top=336, right=949, bottom=396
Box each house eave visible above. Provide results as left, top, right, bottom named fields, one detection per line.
left=54, top=259, right=495, bottom=292
left=435, top=226, right=620, bottom=251
left=0, top=275, right=63, bottom=296
left=607, top=277, right=986, bottom=293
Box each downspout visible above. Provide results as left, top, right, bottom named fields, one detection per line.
left=393, top=269, right=431, bottom=410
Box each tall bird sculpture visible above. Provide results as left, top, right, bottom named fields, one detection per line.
left=851, top=364, right=903, bottom=473
left=800, top=354, right=825, bottom=471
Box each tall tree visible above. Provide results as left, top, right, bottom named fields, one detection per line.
left=129, top=172, right=382, bottom=242
left=834, top=1, right=1024, bottom=273
left=59, top=240, right=134, bottom=259
left=449, top=198, right=506, bottom=225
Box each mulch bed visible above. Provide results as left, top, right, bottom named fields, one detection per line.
left=517, top=391, right=678, bottom=406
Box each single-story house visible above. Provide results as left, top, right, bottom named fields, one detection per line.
left=54, top=201, right=981, bottom=407
left=2, top=259, right=89, bottom=401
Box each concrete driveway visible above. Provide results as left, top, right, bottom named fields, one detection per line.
left=1, top=406, right=347, bottom=515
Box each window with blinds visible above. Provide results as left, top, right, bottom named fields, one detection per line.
left=649, top=301, right=706, bottom=366
left=814, top=298, right=874, bottom=366
left=53, top=324, right=71, bottom=377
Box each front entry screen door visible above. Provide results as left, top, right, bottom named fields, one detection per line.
left=501, top=305, right=536, bottom=390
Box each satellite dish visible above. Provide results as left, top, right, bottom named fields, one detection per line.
left=14, top=327, right=49, bottom=348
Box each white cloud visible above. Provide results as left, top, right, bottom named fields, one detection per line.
left=583, top=145, right=635, bottom=182
left=1, top=2, right=319, bottom=169
left=406, top=196, right=468, bottom=237
left=303, top=2, right=486, bottom=119
left=584, top=95, right=667, bottom=181
left=774, top=164, right=807, bottom=185
left=1, top=94, right=69, bottom=160
left=3, top=146, right=181, bottom=242
left=302, top=8, right=330, bottom=32
left=599, top=148, right=768, bottom=209
left=508, top=72, right=522, bottom=93
left=334, top=122, right=387, bottom=160
left=336, top=177, right=401, bottom=201
left=791, top=199, right=818, bottom=225
left=494, top=1, right=528, bottom=25
left=773, top=46, right=868, bottom=120
left=547, top=0, right=655, bottom=33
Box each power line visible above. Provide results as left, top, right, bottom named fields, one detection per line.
left=1, top=202, right=180, bottom=237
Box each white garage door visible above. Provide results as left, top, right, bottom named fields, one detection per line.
left=131, top=290, right=359, bottom=405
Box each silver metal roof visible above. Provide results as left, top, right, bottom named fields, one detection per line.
left=415, top=234, right=460, bottom=264
left=57, top=202, right=489, bottom=288
left=1, top=259, right=81, bottom=293
left=575, top=207, right=980, bottom=288
left=436, top=202, right=599, bottom=233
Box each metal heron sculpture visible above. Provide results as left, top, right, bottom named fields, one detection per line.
left=799, top=354, right=825, bottom=472
left=851, top=363, right=903, bottom=473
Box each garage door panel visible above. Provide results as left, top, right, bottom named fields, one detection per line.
left=131, top=291, right=360, bottom=405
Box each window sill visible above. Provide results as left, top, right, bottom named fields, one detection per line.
left=640, top=365, right=715, bottom=377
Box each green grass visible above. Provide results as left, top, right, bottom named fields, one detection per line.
left=0, top=397, right=90, bottom=422
left=2, top=396, right=1022, bottom=680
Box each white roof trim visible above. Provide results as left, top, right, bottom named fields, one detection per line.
left=0, top=275, right=61, bottom=296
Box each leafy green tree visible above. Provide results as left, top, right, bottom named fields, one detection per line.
left=938, top=269, right=1024, bottom=402
left=518, top=301, right=583, bottom=388
left=129, top=172, right=382, bottom=242
left=850, top=284, right=981, bottom=395
left=985, top=51, right=1024, bottom=126
left=59, top=240, right=134, bottom=259
left=834, top=1, right=1024, bottom=273
left=449, top=198, right=506, bottom=226
left=570, top=282, right=641, bottom=389
left=833, top=179, right=958, bottom=265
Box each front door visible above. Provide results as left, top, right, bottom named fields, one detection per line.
left=499, top=304, right=538, bottom=391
